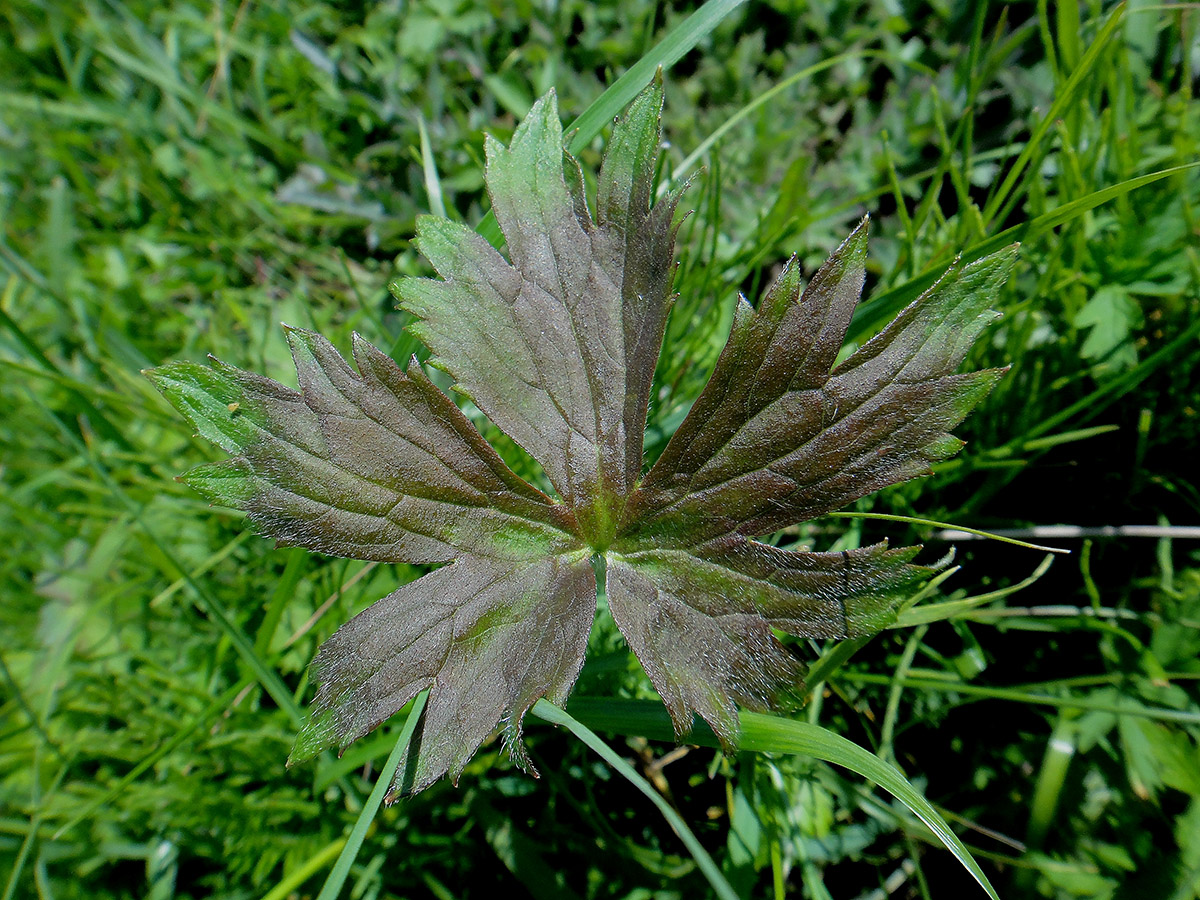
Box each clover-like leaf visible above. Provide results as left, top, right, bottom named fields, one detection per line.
left=146, top=77, right=1016, bottom=795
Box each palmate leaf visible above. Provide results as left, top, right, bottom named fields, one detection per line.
left=146, top=78, right=1016, bottom=795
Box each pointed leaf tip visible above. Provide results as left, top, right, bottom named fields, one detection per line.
left=401, top=77, right=682, bottom=541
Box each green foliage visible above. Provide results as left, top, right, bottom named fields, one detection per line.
left=3, top=1, right=1199, bottom=898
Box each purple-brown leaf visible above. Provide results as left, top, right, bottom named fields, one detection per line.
left=622, top=221, right=1014, bottom=546
left=147, top=80, right=1015, bottom=794
left=394, top=84, right=682, bottom=543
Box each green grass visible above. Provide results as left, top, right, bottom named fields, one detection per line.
left=3, top=1, right=1200, bottom=898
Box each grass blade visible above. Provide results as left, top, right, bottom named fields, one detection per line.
left=737, top=716, right=1002, bottom=899
left=475, top=0, right=748, bottom=246
left=565, top=0, right=749, bottom=154
left=262, top=838, right=348, bottom=900
left=532, top=699, right=742, bottom=900
left=564, top=698, right=1002, bottom=900
left=828, top=511, right=1071, bottom=554
left=314, top=691, right=428, bottom=900
left=417, top=113, right=448, bottom=219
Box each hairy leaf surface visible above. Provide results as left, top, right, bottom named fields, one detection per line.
left=394, top=84, right=683, bottom=541
left=606, top=540, right=929, bottom=747
left=147, top=79, right=1016, bottom=794
left=294, top=551, right=594, bottom=794
left=149, top=328, right=576, bottom=563
left=622, top=220, right=1014, bottom=546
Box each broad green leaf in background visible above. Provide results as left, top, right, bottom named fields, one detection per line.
left=1075, top=284, right=1142, bottom=373
left=146, top=78, right=1016, bottom=797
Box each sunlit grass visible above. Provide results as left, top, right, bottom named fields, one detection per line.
left=2, top=0, right=1198, bottom=897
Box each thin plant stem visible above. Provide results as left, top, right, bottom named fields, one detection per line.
left=827, top=511, right=1071, bottom=554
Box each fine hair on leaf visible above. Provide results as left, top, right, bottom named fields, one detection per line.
left=146, top=75, right=1016, bottom=796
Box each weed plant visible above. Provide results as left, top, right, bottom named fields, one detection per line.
left=2, top=1, right=1199, bottom=899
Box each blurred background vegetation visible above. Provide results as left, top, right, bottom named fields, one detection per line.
left=2, top=0, right=1199, bottom=897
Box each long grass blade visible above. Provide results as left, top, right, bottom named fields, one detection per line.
left=532, top=699, right=742, bottom=900
left=828, top=511, right=1071, bottom=554
left=563, top=698, right=1001, bottom=899
left=314, top=691, right=428, bottom=900
left=475, top=0, right=749, bottom=246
